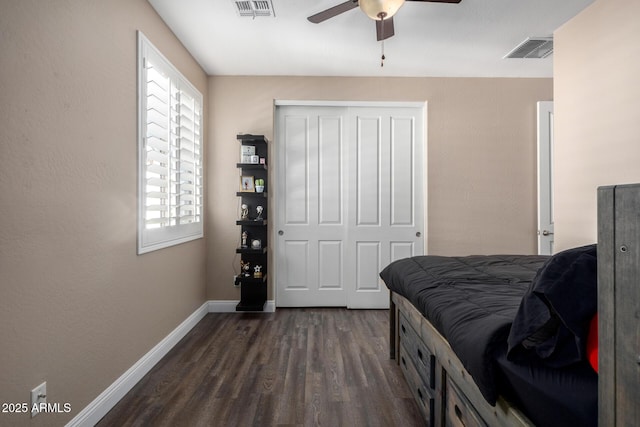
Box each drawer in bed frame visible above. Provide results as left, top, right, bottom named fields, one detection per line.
left=398, top=312, right=436, bottom=424
left=391, top=292, right=533, bottom=427
left=399, top=312, right=436, bottom=389
left=445, top=377, right=487, bottom=427
left=400, top=342, right=435, bottom=424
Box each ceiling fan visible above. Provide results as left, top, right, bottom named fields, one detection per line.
left=308, top=0, right=462, bottom=41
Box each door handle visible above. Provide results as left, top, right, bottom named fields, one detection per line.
left=416, top=232, right=421, bottom=237
left=278, top=230, right=284, bottom=236
left=541, top=230, right=554, bottom=236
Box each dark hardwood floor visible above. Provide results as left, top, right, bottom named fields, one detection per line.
left=97, top=308, right=425, bottom=427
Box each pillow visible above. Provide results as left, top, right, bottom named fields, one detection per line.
left=587, top=313, right=598, bottom=373
left=507, top=244, right=597, bottom=367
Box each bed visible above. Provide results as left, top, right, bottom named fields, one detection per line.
left=382, top=251, right=598, bottom=426
left=380, top=183, right=640, bottom=427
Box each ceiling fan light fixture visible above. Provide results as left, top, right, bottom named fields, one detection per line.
left=359, top=0, right=405, bottom=20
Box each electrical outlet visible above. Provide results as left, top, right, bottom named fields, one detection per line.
left=233, top=275, right=240, bottom=287
left=30, top=381, right=47, bottom=418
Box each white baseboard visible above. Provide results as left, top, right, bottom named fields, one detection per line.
left=65, top=302, right=209, bottom=427
left=66, top=300, right=275, bottom=426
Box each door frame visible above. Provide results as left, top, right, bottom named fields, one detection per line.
left=272, top=100, right=428, bottom=308
left=537, top=101, right=554, bottom=255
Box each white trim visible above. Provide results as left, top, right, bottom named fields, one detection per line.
left=65, top=302, right=209, bottom=427
left=422, top=101, right=429, bottom=255
left=66, top=300, right=275, bottom=426
left=137, top=31, right=204, bottom=254
left=274, top=100, right=426, bottom=108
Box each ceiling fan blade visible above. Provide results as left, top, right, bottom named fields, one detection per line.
left=376, top=17, right=395, bottom=41
left=406, top=0, right=462, bottom=3
left=307, top=0, right=359, bottom=24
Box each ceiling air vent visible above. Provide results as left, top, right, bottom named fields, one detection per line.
left=232, top=0, right=276, bottom=18
left=504, top=37, right=553, bottom=59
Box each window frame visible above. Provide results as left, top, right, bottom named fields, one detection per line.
left=137, top=31, right=204, bottom=254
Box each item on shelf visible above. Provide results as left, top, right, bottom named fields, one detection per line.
left=255, top=205, right=264, bottom=221
left=240, top=176, right=255, bottom=192
left=241, top=231, right=248, bottom=248
left=253, top=265, right=263, bottom=279
left=251, top=239, right=262, bottom=250
left=240, top=203, right=249, bottom=219
left=255, top=178, right=265, bottom=193
left=240, top=260, right=251, bottom=277
left=241, top=145, right=255, bottom=163
left=249, top=155, right=260, bottom=164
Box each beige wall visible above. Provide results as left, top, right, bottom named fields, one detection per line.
left=0, top=0, right=557, bottom=422
left=0, top=0, right=633, bottom=421
left=0, top=1, right=208, bottom=425
left=554, top=0, right=640, bottom=251
left=207, top=76, right=553, bottom=300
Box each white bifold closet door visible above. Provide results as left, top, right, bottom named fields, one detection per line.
left=275, top=103, right=424, bottom=308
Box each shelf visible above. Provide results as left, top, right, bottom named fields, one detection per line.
left=237, top=163, right=267, bottom=170
left=236, top=247, right=268, bottom=254
left=237, top=134, right=268, bottom=144
left=237, top=191, right=268, bottom=198
left=236, top=219, right=267, bottom=226
left=235, top=273, right=267, bottom=312
left=236, top=133, right=268, bottom=313
left=236, top=300, right=267, bottom=312
left=235, top=274, right=268, bottom=285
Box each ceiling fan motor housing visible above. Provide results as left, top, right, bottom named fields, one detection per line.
left=360, top=0, right=406, bottom=20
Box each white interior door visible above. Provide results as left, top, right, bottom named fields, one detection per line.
left=537, top=101, right=554, bottom=255
left=275, top=103, right=424, bottom=308
left=345, top=107, right=424, bottom=308
left=276, top=106, right=348, bottom=307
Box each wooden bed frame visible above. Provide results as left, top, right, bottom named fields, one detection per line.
left=597, top=184, right=640, bottom=426
left=390, top=292, right=533, bottom=427
left=389, top=183, right=640, bottom=426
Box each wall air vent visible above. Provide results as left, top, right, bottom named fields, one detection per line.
left=232, top=0, right=275, bottom=18
left=504, top=37, right=553, bottom=59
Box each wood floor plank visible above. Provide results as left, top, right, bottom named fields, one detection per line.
left=97, top=308, right=425, bottom=427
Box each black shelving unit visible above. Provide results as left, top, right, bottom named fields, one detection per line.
left=235, top=134, right=268, bottom=311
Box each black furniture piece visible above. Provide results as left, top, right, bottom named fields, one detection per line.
left=235, top=134, right=268, bottom=311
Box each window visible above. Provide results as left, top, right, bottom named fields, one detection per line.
left=137, top=32, right=203, bottom=254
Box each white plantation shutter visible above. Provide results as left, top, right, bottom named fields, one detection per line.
left=138, top=32, right=203, bottom=254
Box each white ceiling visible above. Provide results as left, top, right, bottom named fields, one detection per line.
left=147, top=0, right=594, bottom=78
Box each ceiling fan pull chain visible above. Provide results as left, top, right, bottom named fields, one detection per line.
left=380, top=15, right=385, bottom=67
